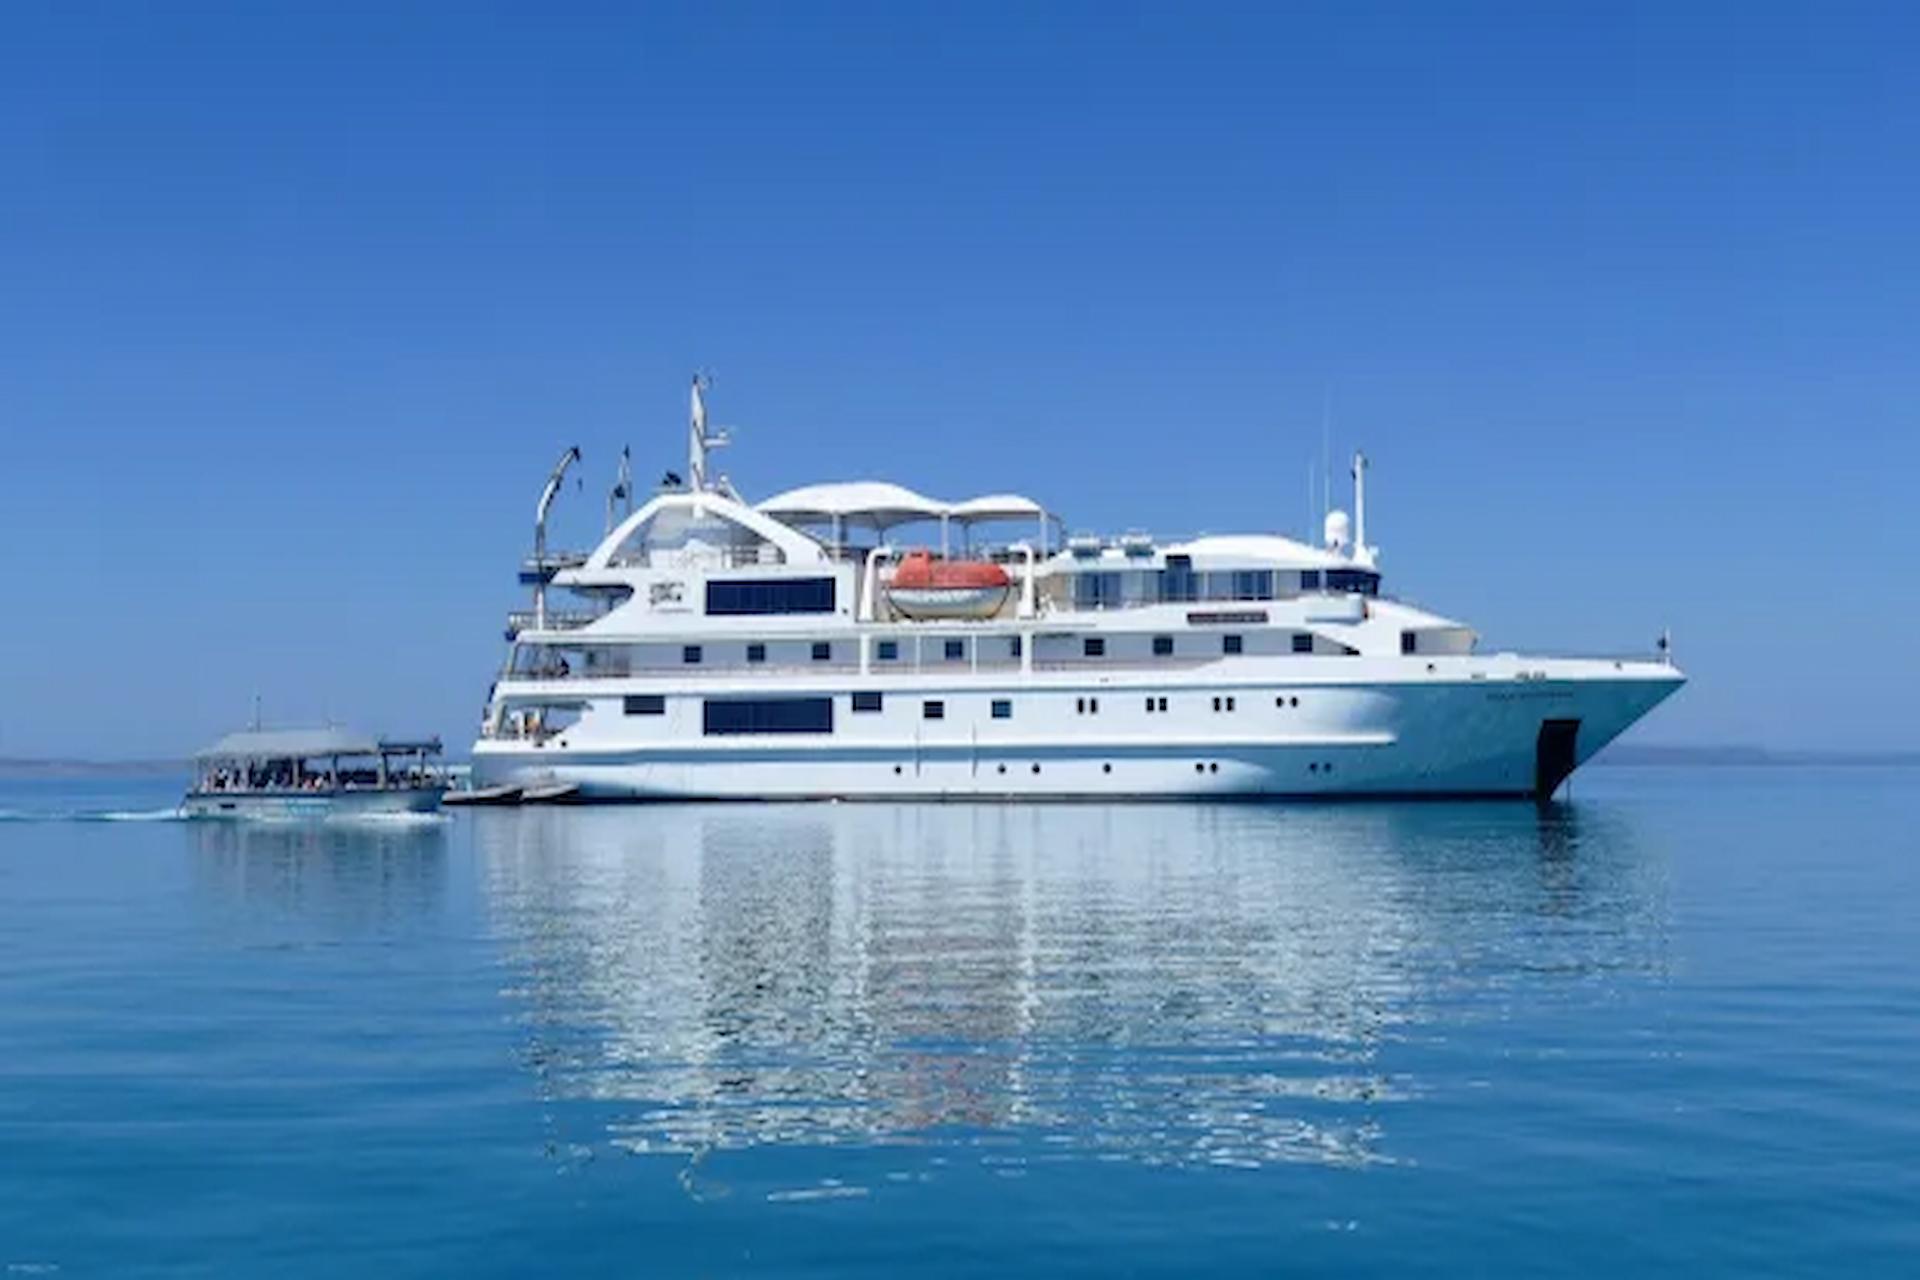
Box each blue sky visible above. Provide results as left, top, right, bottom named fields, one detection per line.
left=3, top=1, right=1915, bottom=757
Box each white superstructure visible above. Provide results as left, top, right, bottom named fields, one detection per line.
left=471, top=378, right=1682, bottom=801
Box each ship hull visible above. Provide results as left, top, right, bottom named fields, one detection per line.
left=471, top=664, right=1682, bottom=802
left=181, top=787, right=444, bottom=820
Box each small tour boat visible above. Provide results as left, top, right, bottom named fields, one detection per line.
left=885, top=551, right=1012, bottom=620
left=184, top=727, right=446, bottom=819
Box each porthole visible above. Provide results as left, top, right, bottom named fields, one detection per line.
left=1194, top=762, right=1206, bottom=773
left=1308, top=762, right=1318, bottom=774
left=1290, top=696, right=1300, bottom=708
left=1209, top=762, right=1219, bottom=773
left=893, top=765, right=903, bottom=775
left=997, top=763, right=1006, bottom=774
left=1031, top=763, right=1041, bottom=775
left=1102, top=763, right=1112, bottom=774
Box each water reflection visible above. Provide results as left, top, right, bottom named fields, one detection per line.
left=188, top=818, right=450, bottom=933
left=474, top=801, right=1665, bottom=1170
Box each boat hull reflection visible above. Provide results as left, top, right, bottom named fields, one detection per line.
left=474, top=802, right=1663, bottom=1170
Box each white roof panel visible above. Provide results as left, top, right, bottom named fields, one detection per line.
left=949, top=493, right=1048, bottom=522
left=758, top=481, right=950, bottom=528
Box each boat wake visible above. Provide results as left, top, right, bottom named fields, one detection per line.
left=0, top=806, right=187, bottom=824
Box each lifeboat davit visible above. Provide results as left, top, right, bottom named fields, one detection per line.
left=886, top=551, right=1012, bottom=620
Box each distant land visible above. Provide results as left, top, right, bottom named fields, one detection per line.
left=1596, top=744, right=1920, bottom=767
left=0, top=757, right=187, bottom=778
left=3, top=747, right=1916, bottom=779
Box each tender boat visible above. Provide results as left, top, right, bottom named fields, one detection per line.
left=885, top=551, right=1013, bottom=620
left=184, top=727, right=446, bottom=819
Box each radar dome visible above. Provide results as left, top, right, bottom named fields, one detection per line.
left=1323, top=509, right=1352, bottom=551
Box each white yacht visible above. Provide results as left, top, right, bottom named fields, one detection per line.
left=469, top=379, right=1682, bottom=802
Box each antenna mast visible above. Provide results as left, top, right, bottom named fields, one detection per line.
left=688, top=374, right=730, bottom=493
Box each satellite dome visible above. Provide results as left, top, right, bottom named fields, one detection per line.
left=1323, top=509, right=1352, bottom=551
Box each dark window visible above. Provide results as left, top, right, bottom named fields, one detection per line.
left=705, top=577, right=836, bottom=616
left=1160, top=555, right=1198, bottom=602
left=624, top=694, right=665, bottom=716
left=1226, top=696, right=1236, bottom=711
left=1144, top=696, right=1156, bottom=712
left=992, top=699, right=1012, bottom=720
left=683, top=645, right=703, bottom=665
left=1401, top=630, right=1418, bottom=655
left=852, top=691, right=883, bottom=713
left=1009, top=635, right=1022, bottom=658
left=1089, top=697, right=1099, bottom=714
left=1300, top=570, right=1322, bottom=591
left=923, top=700, right=945, bottom=721
left=1152, top=635, right=1174, bottom=656
left=1158, top=696, right=1168, bottom=712
left=1292, top=632, right=1314, bottom=654
left=877, top=640, right=899, bottom=661
left=1231, top=570, right=1274, bottom=601
left=1212, top=696, right=1222, bottom=712
left=1222, top=634, right=1244, bottom=655
left=1084, top=637, right=1106, bottom=658
left=944, top=639, right=965, bottom=661
left=746, top=643, right=766, bottom=664
left=1075, top=698, right=1085, bottom=713
left=1074, top=572, right=1122, bottom=610
left=811, top=641, right=831, bottom=662
left=702, top=697, right=833, bottom=735
left=1325, top=569, right=1381, bottom=597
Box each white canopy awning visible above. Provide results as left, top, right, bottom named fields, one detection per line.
left=758, top=481, right=950, bottom=530
left=948, top=493, right=1048, bottom=523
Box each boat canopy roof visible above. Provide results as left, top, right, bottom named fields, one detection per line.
left=194, top=727, right=382, bottom=762
left=759, top=482, right=1049, bottom=530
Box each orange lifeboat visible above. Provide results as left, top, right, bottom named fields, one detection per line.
left=886, top=551, right=1012, bottom=620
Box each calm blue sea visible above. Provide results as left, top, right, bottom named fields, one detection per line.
left=1, top=767, right=1915, bottom=1277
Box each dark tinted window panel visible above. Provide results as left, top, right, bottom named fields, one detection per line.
left=1300, top=570, right=1321, bottom=591
left=746, top=643, right=766, bottom=663
left=1292, top=632, right=1313, bottom=654
left=1223, top=634, right=1244, bottom=655
left=1152, top=635, right=1174, bottom=656
left=851, top=691, right=883, bottom=713
left=702, top=697, right=834, bottom=735
left=705, top=577, right=836, bottom=616
left=811, top=642, right=831, bottom=662
left=683, top=645, right=702, bottom=664
left=923, top=700, right=945, bottom=721
left=1401, top=630, right=1418, bottom=655
left=624, top=695, right=665, bottom=716
left=1324, top=569, right=1380, bottom=597
left=1083, top=637, right=1106, bottom=657
left=877, top=640, right=899, bottom=661
left=992, top=699, right=1012, bottom=719
left=944, top=640, right=964, bottom=660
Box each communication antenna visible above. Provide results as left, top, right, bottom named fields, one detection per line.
left=1321, top=386, right=1333, bottom=525
left=1306, top=460, right=1316, bottom=544
left=250, top=692, right=261, bottom=732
